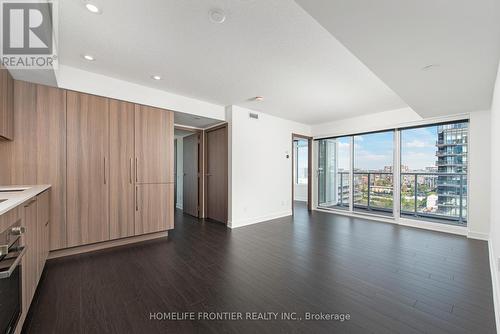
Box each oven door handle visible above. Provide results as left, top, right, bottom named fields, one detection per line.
left=0, top=246, right=26, bottom=279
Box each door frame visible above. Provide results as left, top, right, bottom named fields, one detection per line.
left=204, top=123, right=228, bottom=224
left=292, top=133, right=313, bottom=212
left=174, top=125, right=204, bottom=218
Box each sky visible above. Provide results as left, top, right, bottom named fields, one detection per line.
left=334, top=126, right=438, bottom=171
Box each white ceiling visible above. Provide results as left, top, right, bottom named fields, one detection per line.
left=296, top=0, right=500, bottom=118
left=174, top=129, right=194, bottom=137
left=58, top=0, right=406, bottom=125
left=173, top=111, right=222, bottom=128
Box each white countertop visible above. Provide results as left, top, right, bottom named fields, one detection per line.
left=0, top=185, right=51, bottom=216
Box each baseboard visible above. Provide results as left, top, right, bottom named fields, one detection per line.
left=228, top=211, right=292, bottom=229
left=176, top=203, right=183, bottom=210
left=468, top=231, right=490, bottom=241
left=489, top=239, right=500, bottom=333
left=314, top=207, right=472, bottom=237
left=48, top=231, right=169, bottom=259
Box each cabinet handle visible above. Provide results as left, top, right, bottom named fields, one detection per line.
left=135, top=157, right=138, bottom=182
left=135, top=186, right=138, bottom=211
left=104, top=157, right=107, bottom=184
left=129, top=158, right=133, bottom=184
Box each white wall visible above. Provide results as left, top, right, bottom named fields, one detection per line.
left=226, top=106, right=311, bottom=228
left=56, top=65, right=225, bottom=121
left=468, top=110, right=491, bottom=240
left=489, top=60, right=500, bottom=330
left=175, top=136, right=184, bottom=210
left=310, top=107, right=491, bottom=240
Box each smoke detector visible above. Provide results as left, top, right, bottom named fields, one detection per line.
left=209, top=9, right=226, bottom=24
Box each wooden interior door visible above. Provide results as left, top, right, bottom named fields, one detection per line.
left=205, top=125, right=228, bottom=223
left=135, top=183, right=174, bottom=234
left=183, top=133, right=199, bottom=217
left=134, top=105, right=174, bottom=184
left=109, top=99, right=135, bottom=239
left=66, top=92, right=110, bottom=247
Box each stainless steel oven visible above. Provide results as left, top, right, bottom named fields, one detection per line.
left=0, top=219, right=26, bottom=334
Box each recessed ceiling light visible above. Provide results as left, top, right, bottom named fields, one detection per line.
left=85, top=3, right=101, bottom=14
left=209, top=9, right=226, bottom=24
left=82, top=54, right=95, bottom=61
left=421, top=64, right=439, bottom=71
left=151, top=75, right=162, bottom=80
left=254, top=96, right=264, bottom=101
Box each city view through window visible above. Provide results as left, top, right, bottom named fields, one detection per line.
left=317, top=121, right=469, bottom=225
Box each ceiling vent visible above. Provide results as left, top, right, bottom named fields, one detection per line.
left=249, top=112, right=259, bottom=120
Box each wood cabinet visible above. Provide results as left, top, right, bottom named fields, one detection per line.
left=109, top=99, right=135, bottom=239
left=36, top=191, right=50, bottom=273
left=0, top=67, right=14, bottom=140
left=36, top=85, right=67, bottom=250
left=0, top=82, right=175, bottom=254
left=15, top=190, right=50, bottom=332
left=135, top=183, right=174, bottom=235
left=67, top=92, right=110, bottom=247
left=135, top=105, right=174, bottom=184
left=22, top=197, right=38, bottom=310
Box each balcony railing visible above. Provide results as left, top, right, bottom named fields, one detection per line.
left=401, top=172, right=467, bottom=224
left=325, top=171, right=467, bottom=224
left=331, top=171, right=394, bottom=215
left=436, top=140, right=467, bottom=147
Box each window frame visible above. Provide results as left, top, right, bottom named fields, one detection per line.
left=314, top=119, right=469, bottom=226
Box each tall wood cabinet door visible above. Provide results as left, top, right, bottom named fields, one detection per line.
left=36, top=85, right=67, bottom=250
left=135, top=183, right=174, bottom=235
left=134, top=105, right=174, bottom=184
left=109, top=99, right=135, bottom=239
left=67, top=92, right=110, bottom=247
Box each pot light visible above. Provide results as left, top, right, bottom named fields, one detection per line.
left=254, top=96, right=264, bottom=101
left=151, top=75, right=162, bottom=81
left=209, top=9, right=226, bottom=24
left=85, top=3, right=101, bottom=14
left=82, top=54, right=95, bottom=61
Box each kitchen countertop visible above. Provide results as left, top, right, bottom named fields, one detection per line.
left=0, top=185, right=51, bottom=216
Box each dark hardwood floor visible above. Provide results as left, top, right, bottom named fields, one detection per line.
left=23, top=202, right=496, bottom=333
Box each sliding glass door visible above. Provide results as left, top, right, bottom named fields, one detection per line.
left=353, top=131, right=394, bottom=216
left=316, top=119, right=469, bottom=226
left=317, top=137, right=351, bottom=210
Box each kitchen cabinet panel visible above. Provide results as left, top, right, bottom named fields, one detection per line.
left=135, top=183, right=173, bottom=235
left=36, top=85, right=67, bottom=250
left=134, top=105, right=174, bottom=184
left=67, top=92, right=110, bottom=247
left=109, top=99, right=135, bottom=239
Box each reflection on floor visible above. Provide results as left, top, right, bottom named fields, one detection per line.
left=23, top=205, right=496, bottom=333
